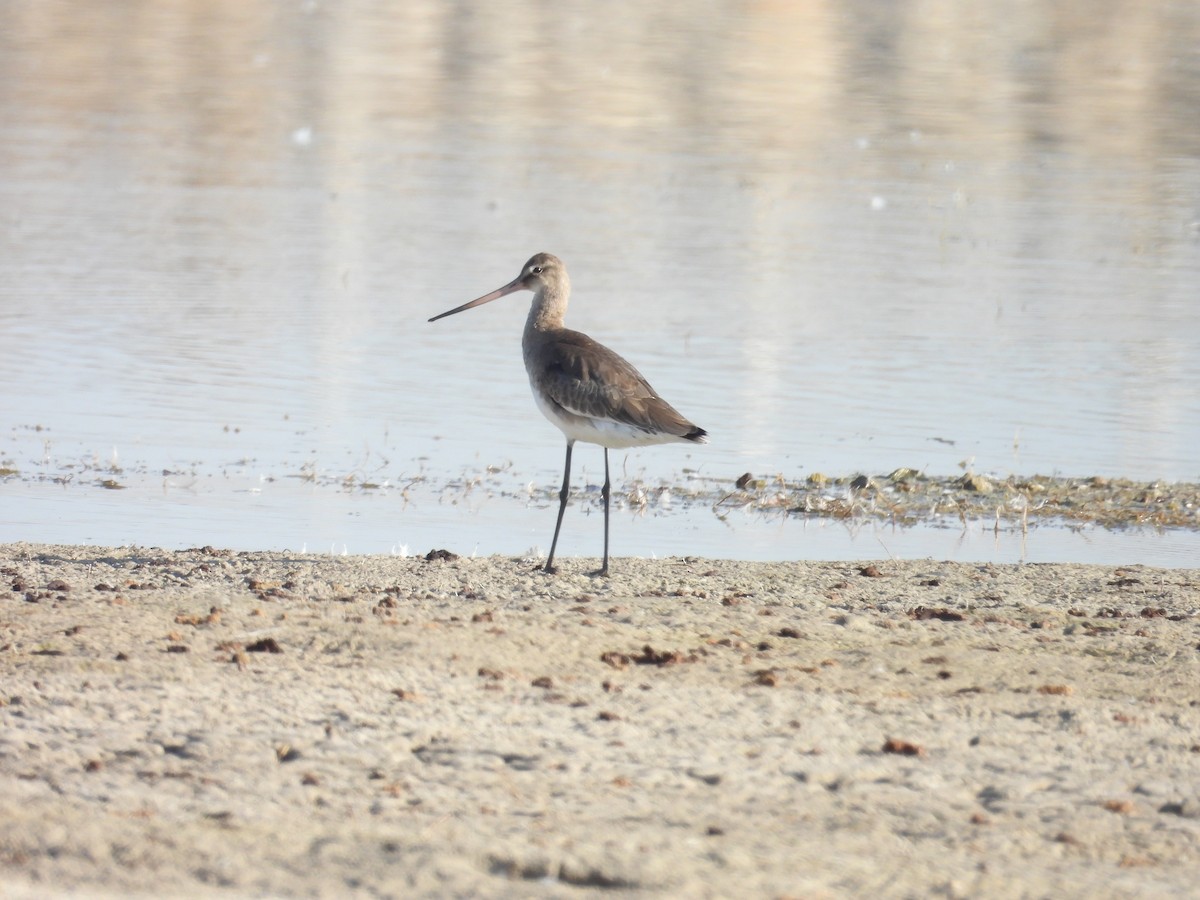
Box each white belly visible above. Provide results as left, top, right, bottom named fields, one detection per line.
left=531, top=384, right=683, bottom=449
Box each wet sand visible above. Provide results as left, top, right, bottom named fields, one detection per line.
left=2, top=543, right=1198, bottom=897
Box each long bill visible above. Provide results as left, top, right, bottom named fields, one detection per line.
left=428, top=277, right=526, bottom=323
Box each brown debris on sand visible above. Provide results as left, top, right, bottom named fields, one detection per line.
left=1, top=544, right=1198, bottom=897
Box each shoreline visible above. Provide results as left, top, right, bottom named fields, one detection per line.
left=6, top=464, right=1200, bottom=532
left=2, top=544, right=1199, bottom=896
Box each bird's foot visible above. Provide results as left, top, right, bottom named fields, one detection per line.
left=541, top=562, right=559, bottom=575
left=589, top=565, right=609, bottom=578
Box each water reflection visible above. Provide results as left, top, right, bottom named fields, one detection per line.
left=2, top=1, right=1198, bottom=563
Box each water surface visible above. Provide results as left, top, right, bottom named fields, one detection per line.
left=2, top=1, right=1198, bottom=565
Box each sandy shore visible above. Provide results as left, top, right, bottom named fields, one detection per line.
left=1, top=543, right=1198, bottom=898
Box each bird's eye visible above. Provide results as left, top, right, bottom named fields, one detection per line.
left=530, top=265, right=543, bottom=275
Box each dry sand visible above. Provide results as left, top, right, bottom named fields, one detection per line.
left=1, top=543, right=1198, bottom=898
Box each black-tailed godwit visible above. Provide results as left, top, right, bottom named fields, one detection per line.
left=430, top=253, right=707, bottom=576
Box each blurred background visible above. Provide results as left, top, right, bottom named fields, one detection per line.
left=2, top=0, right=1198, bottom=564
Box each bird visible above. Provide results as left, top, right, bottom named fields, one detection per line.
left=429, top=253, right=707, bottom=576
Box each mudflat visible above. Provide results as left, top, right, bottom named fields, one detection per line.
left=1, top=544, right=1198, bottom=897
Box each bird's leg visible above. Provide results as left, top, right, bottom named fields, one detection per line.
left=544, top=441, right=573, bottom=574
left=596, top=448, right=611, bottom=577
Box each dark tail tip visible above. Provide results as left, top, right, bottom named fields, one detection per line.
left=685, top=427, right=709, bottom=445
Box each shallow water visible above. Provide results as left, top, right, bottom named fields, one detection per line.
left=2, top=1, right=1199, bottom=565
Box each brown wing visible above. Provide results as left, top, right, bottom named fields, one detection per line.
left=537, top=330, right=705, bottom=440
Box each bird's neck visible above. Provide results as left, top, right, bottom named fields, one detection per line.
left=525, top=287, right=568, bottom=335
